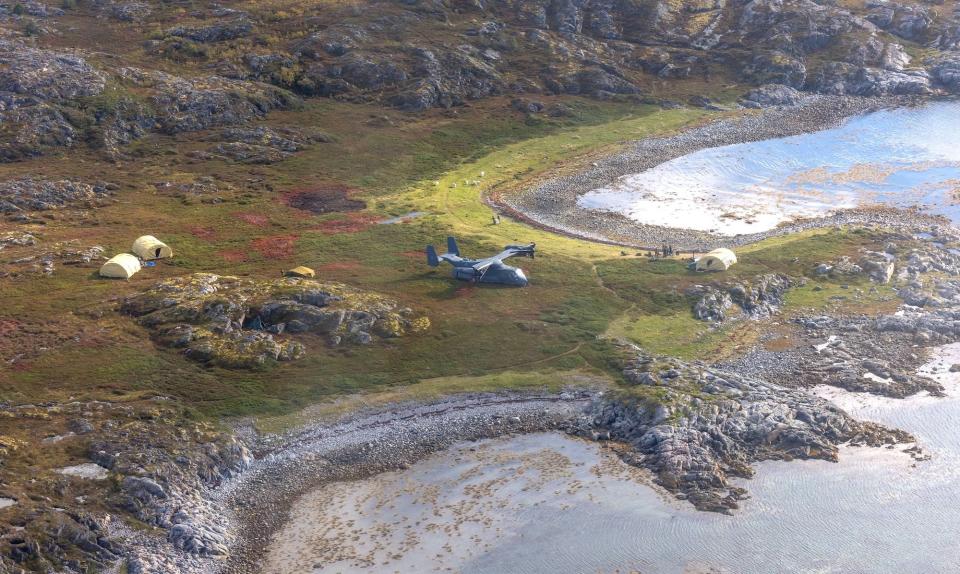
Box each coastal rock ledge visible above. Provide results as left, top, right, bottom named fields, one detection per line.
left=580, top=353, right=913, bottom=514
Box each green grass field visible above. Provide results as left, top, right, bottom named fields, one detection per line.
left=0, top=96, right=898, bottom=429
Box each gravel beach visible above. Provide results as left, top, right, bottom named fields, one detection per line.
left=498, top=95, right=946, bottom=252
left=172, top=391, right=596, bottom=574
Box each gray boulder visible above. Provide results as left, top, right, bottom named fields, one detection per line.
left=740, top=84, right=802, bottom=108
left=0, top=178, right=112, bottom=213
left=167, top=17, right=253, bottom=43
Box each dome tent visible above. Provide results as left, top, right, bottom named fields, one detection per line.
left=100, top=253, right=141, bottom=279
left=696, top=248, right=737, bottom=272
left=284, top=266, right=315, bottom=278
left=132, top=235, right=173, bottom=260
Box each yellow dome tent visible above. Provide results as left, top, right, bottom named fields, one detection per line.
left=99, top=254, right=141, bottom=279
left=284, top=266, right=316, bottom=278
left=695, top=248, right=737, bottom=272
left=132, top=235, right=173, bottom=260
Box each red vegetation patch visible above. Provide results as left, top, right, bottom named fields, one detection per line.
left=0, top=319, right=81, bottom=364
left=191, top=226, right=217, bottom=241
left=316, top=261, right=362, bottom=272
left=313, top=213, right=380, bottom=235
left=251, top=234, right=298, bottom=259
left=0, top=319, right=20, bottom=337
left=281, top=184, right=367, bottom=214
left=218, top=249, right=248, bottom=263
left=234, top=212, right=269, bottom=227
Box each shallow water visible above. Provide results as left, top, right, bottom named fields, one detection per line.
left=578, top=101, right=960, bottom=236
left=264, top=343, right=960, bottom=574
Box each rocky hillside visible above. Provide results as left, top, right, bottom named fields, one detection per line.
left=2, top=0, right=960, bottom=161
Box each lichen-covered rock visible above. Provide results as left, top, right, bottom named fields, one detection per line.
left=743, top=51, right=808, bottom=89
left=117, top=68, right=299, bottom=134
left=740, top=84, right=802, bottom=108
left=100, top=0, right=152, bottom=22
left=0, top=40, right=106, bottom=101
left=0, top=232, right=37, bottom=249
left=0, top=103, right=78, bottom=161
left=808, top=62, right=931, bottom=96
left=584, top=353, right=911, bottom=513
left=928, top=54, right=960, bottom=93
left=120, top=274, right=429, bottom=368
left=166, top=17, right=253, bottom=43
left=0, top=0, right=63, bottom=17
left=0, top=178, right=113, bottom=213
left=866, top=2, right=934, bottom=43
left=691, top=274, right=793, bottom=323
left=859, top=251, right=896, bottom=283
left=213, top=142, right=291, bottom=164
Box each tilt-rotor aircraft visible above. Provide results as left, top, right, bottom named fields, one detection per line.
left=426, top=237, right=535, bottom=286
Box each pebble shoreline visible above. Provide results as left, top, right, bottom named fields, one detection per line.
left=182, top=392, right=595, bottom=574
left=498, top=95, right=946, bottom=251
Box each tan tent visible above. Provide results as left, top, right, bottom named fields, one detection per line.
left=132, top=235, right=173, bottom=260
left=696, top=248, right=737, bottom=272
left=99, top=254, right=141, bottom=279
left=285, top=266, right=315, bottom=278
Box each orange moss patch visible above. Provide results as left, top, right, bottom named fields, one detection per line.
left=251, top=234, right=299, bottom=259
left=313, top=213, right=380, bottom=235
left=234, top=212, right=269, bottom=227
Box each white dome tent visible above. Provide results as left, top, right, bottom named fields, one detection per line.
left=132, top=235, right=173, bottom=260
left=695, top=248, right=737, bottom=272
left=99, top=253, right=141, bottom=279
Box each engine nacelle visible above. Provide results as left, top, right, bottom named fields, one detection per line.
left=453, top=267, right=478, bottom=281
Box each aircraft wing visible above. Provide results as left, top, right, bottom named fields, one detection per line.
left=472, top=257, right=498, bottom=272
left=472, top=243, right=535, bottom=270
left=494, top=243, right=536, bottom=262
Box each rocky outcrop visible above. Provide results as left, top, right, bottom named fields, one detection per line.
left=0, top=41, right=104, bottom=159
left=1, top=240, right=105, bottom=277
left=199, top=0, right=960, bottom=110
left=928, top=54, right=960, bottom=92
left=740, top=84, right=802, bottom=108
left=100, top=0, right=152, bottom=22
left=0, top=178, right=113, bottom=213
left=735, top=235, right=960, bottom=399
left=167, top=17, right=253, bottom=43
left=808, top=63, right=931, bottom=96
left=0, top=0, right=63, bottom=17
left=117, top=68, right=298, bottom=135
left=120, top=274, right=429, bottom=368
left=0, top=400, right=250, bottom=573
left=202, top=126, right=330, bottom=164
left=0, top=40, right=105, bottom=101
left=582, top=353, right=911, bottom=513
left=866, top=2, right=934, bottom=43
left=691, top=273, right=793, bottom=323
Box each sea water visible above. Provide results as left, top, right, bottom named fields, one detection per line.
left=262, top=343, right=960, bottom=574
left=578, top=101, right=960, bottom=236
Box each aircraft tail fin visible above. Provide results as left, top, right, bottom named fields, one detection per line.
left=447, top=236, right=460, bottom=257
left=426, top=245, right=440, bottom=267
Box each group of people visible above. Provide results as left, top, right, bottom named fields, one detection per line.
left=648, top=244, right=678, bottom=258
